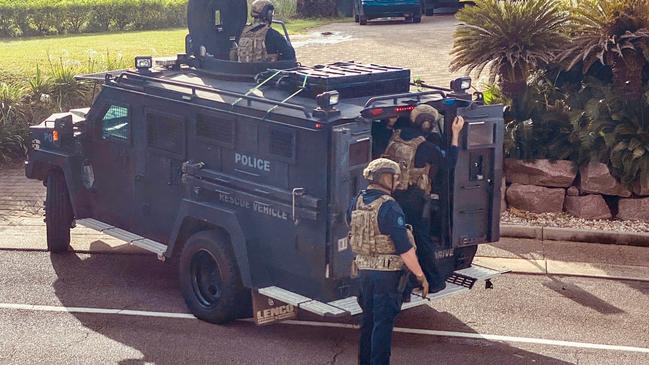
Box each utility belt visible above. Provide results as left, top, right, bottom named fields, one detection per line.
left=354, top=254, right=404, bottom=272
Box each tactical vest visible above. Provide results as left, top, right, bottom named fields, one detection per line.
left=384, top=130, right=432, bottom=194
left=349, top=194, right=413, bottom=272
left=237, top=24, right=280, bottom=63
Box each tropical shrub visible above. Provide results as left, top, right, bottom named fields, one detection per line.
left=0, top=83, right=29, bottom=163
left=558, top=0, right=649, bottom=101
left=0, top=0, right=188, bottom=37
left=450, top=0, right=569, bottom=99
left=296, top=0, right=337, bottom=18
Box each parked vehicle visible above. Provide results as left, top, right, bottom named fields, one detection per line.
left=421, top=0, right=475, bottom=16
left=353, top=0, right=423, bottom=25
left=25, top=0, right=504, bottom=326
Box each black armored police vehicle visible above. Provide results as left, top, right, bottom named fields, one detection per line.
left=25, top=0, right=505, bottom=325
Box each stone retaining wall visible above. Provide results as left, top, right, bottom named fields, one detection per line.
left=503, top=159, right=649, bottom=222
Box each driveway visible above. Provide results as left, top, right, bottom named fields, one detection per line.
left=294, top=15, right=461, bottom=88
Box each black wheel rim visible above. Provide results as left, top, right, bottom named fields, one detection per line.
left=190, top=249, right=223, bottom=308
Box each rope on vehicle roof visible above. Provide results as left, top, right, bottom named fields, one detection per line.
left=264, top=74, right=309, bottom=118
left=231, top=70, right=283, bottom=107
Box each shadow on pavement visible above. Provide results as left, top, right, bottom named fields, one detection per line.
left=543, top=276, right=625, bottom=315
left=49, top=241, right=572, bottom=365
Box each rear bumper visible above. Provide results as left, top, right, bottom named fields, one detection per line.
left=362, top=3, right=421, bottom=18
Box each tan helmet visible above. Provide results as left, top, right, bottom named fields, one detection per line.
left=363, top=158, right=401, bottom=182
left=251, top=0, right=275, bottom=20
left=410, top=104, right=440, bottom=131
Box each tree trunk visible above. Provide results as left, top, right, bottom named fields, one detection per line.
left=609, top=50, right=645, bottom=101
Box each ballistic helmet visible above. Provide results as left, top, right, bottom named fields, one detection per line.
left=251, top=0, right=275, bottom=22
left=410, top=104, right=440, bottom=134
left=363, top=158, right=401, bottom=182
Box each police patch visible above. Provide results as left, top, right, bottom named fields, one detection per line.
left=397, top=216, right=405, bottom=226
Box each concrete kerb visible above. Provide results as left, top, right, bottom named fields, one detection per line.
left=501, top=224, right=649, bottom=247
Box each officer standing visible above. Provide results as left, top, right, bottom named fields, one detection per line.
left=237, top=0, right=296, bottom=62
left=348, top=158, right=430, bottom=365
left=384, top=105, right=465, bottom=292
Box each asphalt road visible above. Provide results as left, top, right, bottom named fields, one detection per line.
left=0, top=248, right=648, bottom=365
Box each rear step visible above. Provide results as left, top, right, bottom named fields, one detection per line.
left=259, top=264, right=505, bottom=317
left=76, top=218, right=167, bottom=258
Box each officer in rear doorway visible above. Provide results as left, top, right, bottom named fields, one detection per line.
left=237, top=0, right=296, bottom=62
left=347, top=158, right=430, bottom=365
left=384, top=104, right=464, bottom=293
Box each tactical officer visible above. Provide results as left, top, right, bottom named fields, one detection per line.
left=347, top=158, right=430, bottom=365
left=237, top=0, right=296, bottom=62
left=384, top=105, right=465, bottom=292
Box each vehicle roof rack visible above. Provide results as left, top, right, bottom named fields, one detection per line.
left=109, top=71, right=312, bottom=118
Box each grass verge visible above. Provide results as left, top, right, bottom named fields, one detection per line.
left=0, top=18, right=342, bottom=83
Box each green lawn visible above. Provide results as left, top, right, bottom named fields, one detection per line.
left=0, top=19, right=336, bottom=83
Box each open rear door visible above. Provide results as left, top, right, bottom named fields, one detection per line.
left=453, top=104, right=504, bottom=246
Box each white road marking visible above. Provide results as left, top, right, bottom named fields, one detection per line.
left=2, top=303, right=648, bottom=354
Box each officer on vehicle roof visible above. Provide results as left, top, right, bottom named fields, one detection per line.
left=237, top=0, right=296, bottom=62
left=347, top=158, right=430, bottom=365
left=384, top=105, right=465, bottom=292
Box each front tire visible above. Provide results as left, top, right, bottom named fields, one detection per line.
left=179, top=231, right=247, bottom=324
left=45, top=170, right=73, bottom=253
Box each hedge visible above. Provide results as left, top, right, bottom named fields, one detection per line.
left=0, top=0, right=188, bottom=37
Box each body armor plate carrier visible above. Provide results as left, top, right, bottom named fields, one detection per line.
left=237, top=24, right=279, bottom=63
left=384, top=130, right=431, bottom=194
left=350, top=194, right=414, bottom=272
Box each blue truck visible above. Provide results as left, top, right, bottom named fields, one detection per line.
left=353, top=0, right=423, bottom=25
left=352, top=0, right=474, bottom=25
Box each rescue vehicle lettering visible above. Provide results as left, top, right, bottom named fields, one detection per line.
left=235, top=152, right=271, bottom=172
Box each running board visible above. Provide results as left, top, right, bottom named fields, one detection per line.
left=258, top=264, right=505, bottom=317
left=76, top=218, right=167, bottom=258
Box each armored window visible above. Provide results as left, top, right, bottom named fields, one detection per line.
left=196, top=113, right=235, bottom=147
left=269, top=129, right=294, bottom=159
left=101, top=105, right=129, bottom=141
left=349, top=138, right=370, bottom=167
left=147, top=113, right=185, bottom=155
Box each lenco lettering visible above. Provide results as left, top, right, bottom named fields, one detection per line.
left=235, top=152, right=271, bottom=172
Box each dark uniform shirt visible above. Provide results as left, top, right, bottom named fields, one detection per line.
left=265, top=27, right=296, bottom=61
left=398, top=126, right=459, bottom=177
left=346, top=189, right=412, bottom=255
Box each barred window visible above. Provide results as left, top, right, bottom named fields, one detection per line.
left=101, top=105, right=129, bottom=141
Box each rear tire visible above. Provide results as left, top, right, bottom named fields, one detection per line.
left=179, top=230, right=247, bottom=324
left=413, top=16, right=422, bottom=23
left=45, top=170, right=73, bottom=253
left=359, top=15, right=368, bottom=25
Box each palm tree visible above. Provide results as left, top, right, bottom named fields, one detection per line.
left=450, top=0, right=569, bottom=100
left=558, top=0, right=649, bottom=101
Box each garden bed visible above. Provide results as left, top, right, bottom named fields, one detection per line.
left=502, top=209, right=649, bottom=234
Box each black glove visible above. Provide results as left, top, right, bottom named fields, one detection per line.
left=415, top=274, right=429, bottom=298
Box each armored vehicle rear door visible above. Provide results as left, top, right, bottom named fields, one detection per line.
left=328, top=120, right=372, bottom=280
left=453, top=104, right=504, bottom=246
left=84, top=102, right=136, bottom=229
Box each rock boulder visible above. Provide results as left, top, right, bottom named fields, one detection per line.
left=505, top=159, right=576, bottom=188
left=506, top=183, right=565, bottom=214
left=617, top=198, right=649, bottom=222
left=633, top=178, right=649, bottom=196
left=579, top=162, right=631, bottom=197
left=566, top=186, right=579, bottom=196
left=565, top=195, right=612, bottom=220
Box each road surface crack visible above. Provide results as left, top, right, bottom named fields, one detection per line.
left=327, top=337, right=346, bottom=365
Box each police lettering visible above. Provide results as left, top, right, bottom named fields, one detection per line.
left=235, top=152, right=271, bottom=172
